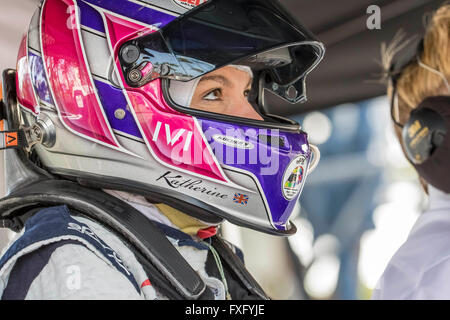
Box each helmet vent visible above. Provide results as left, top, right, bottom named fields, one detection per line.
left=258, top=134, right=285, bottom=148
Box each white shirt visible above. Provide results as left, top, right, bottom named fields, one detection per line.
left=372, top=186, right=450, bottom=299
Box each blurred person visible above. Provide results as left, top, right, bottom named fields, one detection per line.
left=372, top=3, right=450, bottom=299
left=0, top=0, right=323, bottom=299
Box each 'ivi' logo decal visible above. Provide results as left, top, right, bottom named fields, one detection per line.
left=152, top=121, right=193, bottom=152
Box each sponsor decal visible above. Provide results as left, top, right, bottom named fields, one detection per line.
left=172, top=0, right=208, bottom=10
left=233, top=193, right=249, bottom=205
left=0, top=131, right=18, bottom=149
left=5, top=132, right=17, bottom=147
left=212, top=134, right=254, bottom=150
left=282, top=155, right=306, bottom=200
left=156, top=171, right=228, bottom=199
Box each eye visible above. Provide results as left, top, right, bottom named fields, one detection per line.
left=244, top=89, right=250, bottom=97
left=203, top=89, right=222, bottom=101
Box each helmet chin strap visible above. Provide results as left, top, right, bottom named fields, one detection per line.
left=168, top=65, right=253, bottom=108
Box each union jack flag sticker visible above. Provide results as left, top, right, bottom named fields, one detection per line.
left=233, top=193, right=249, bottom=205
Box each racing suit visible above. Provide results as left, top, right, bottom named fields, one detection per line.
left=0, top=190, right=255, bottom=300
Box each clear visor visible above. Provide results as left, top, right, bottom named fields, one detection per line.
left=118, top=0, right=324, bottom=103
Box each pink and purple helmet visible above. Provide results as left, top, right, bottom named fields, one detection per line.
left=15, top=0, right=324, bottom=236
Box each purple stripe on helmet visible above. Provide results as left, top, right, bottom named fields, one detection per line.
left=79, top=0, right=176, bottom=29
left=198, top=118, right=310, bottom=230
left=93, top=79, right=143, bottom=139
left=78, top=0, right=105, bottom=33
left=28, top=52, right=55, bottom=105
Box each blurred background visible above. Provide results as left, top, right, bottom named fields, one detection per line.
left=0, top=0, right=445, bottom=300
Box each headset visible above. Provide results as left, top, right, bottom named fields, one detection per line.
left=389, top=38, right=450, bottom=193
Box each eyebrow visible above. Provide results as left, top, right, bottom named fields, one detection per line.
left=199, top=75, right=232, bottom=87
left=199, top=74, right=253, bottom=89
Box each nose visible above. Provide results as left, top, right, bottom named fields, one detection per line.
left=232, top=96, right=264, bottom=121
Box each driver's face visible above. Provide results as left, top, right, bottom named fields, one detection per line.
left=190, top=66, right=264, bottom=121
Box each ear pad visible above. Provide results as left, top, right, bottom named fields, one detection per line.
left=401, top=96, right=450, bottom=193
left=402, top=104, right=447, bottom=164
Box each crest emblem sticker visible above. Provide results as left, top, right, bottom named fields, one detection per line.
left=282, top=155, right=306, bottom=200
left=172, top=0, right=207, bottom=10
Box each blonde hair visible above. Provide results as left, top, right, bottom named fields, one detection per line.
left=382, top=3, right=450, bottom=115
left=380, top=4, right=450, bottom=193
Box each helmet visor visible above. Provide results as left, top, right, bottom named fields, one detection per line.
left=118, top=0, right=324, bottom=103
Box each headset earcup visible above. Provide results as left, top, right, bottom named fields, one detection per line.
left=402, top=105, right=447, bottom=164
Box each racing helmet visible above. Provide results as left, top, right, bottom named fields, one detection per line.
left=14, top=0, right=324, bottom=236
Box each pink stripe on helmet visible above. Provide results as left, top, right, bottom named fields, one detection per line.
left=103, top=12, right=155, bottom=54
left=102, top=11, right=227, bottom=182
left=41, top=0, right=119, bottom=147
left=127, top=81, right=227, bottom=182
left=16, top=34, right=38, bottom=114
